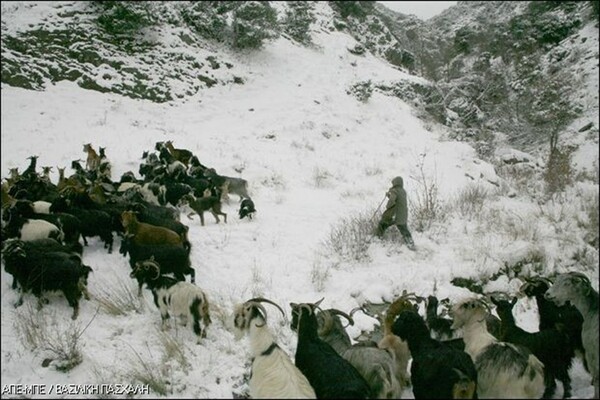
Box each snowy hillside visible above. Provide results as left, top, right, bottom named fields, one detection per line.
left=1, top=1, right=598, bottom=399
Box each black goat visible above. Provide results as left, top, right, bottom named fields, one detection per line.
left=119, top=234, right=194, bottom=295
left=50, top=197, right=114, bottom=253
left=426, top=295, right=455, bottom=341
left=491, top=296, right=574, bottom=398
left=290, top=298, right=371, bottom=399
left=392, top=309, right=478, bottom=399
left=317, top=308, right=403, bottom=398
left=2, top=238, right=92, bottom=319
left=520, top=276, right=586, bottom=370
left=3, top=238, right=82, bottom=290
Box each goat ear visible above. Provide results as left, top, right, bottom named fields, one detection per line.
left=510, top=297, right=517, bottom=307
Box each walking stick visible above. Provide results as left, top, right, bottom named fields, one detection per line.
left=370, top=194, right=387, bottom=222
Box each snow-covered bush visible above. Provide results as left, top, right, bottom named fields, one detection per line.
left=347, top=80, right=373, bottom=103
left=453, top=184, right=489, bottom=218
left=232, top=1, right=279, bottom=49
left=323, top=209, right=377, bottom=262
left=94, top=1, right=155, bottom=36
left=282, top=1, right=314, bottom=45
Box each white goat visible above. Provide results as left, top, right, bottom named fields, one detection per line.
left=232, top=298, right=316, bottom=399
left=451, top=297, right=545, bottom=399
left=545, top=272, right=599, bottom=399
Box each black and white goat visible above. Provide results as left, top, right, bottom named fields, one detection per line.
left=317, top=307, right=403, bottom=398
left=392, top=309, right=478, bottom=399
left=232, top=297, right=316, bottom=398
left=290, top=298, right=371, bottom=399
left=545, top=272, right=599, bottom=399
left=130, top=258, right=210, bottom=343
left=239, top=198, right=256, bottom=220
left=3, top=206, right=64, bottom=243
left=451, top=297, right=545, bottom=398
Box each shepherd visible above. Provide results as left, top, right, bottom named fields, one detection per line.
left=375, top=176, right=415, bottom=250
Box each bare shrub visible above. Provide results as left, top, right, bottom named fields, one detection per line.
left=495, top=163, right=543, bottom=197
left=454, top=184, right=489, bottom=218
left=500, top=210, right=541, bottom=242
left=93, top=277, right=144, bottom=316
left=125, top=344, right=169, bottom=396
left=158, top=331, right=191, bottom=372
left=364, top=165, right=382, bottom=176
left=260, top=172, right=287, bottom=189
left=313, top=166, right=333, bottom=188
left=570, top=244, right=599, bottom=273
left=13, top=304, right=97, bottom=372
left=323, top=209, right=378, bottom=262
left=409, top=153, right=448, bottom=232
left=310, top=257, right=331, bottom=291
left=576, top=189, right=599, bottom=249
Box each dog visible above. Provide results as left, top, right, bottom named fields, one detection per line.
left=180, top=193, right=227, bottom=226
left=238, top=198, right=256, bottom=220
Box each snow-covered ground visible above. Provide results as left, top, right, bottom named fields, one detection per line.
left=1, top=2, right=598, bottom=398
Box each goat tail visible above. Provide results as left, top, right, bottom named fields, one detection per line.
left=451, top=368, right=477, bottom=399
left=190, top=297, right=202, bottom=337
left=523, top=354, right=545, bottom=399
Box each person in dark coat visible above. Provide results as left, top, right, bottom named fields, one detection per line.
left=375, top=176, right=415, bottom=249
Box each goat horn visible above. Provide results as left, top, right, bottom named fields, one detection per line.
left=317, top=310, right=334, bottom=336
left=349, top=306, right=363, bottom=317
left=330, top=308, right=355, bottom=327
left=312, top=297, right=325, bottom=313
left=478, top=298, right=492, bottom=314
left=250, top=303, right=269, bottom=328
left=538, top=276, right=554, bottom=286
left=245, top=297, right=286, bottom=319
left=298, top=303, right=314, bottom=317
left=147, top=259, right=160, bottom=280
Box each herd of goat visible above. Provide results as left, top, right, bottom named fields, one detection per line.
left=1, top=141, right=598, bottom=399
